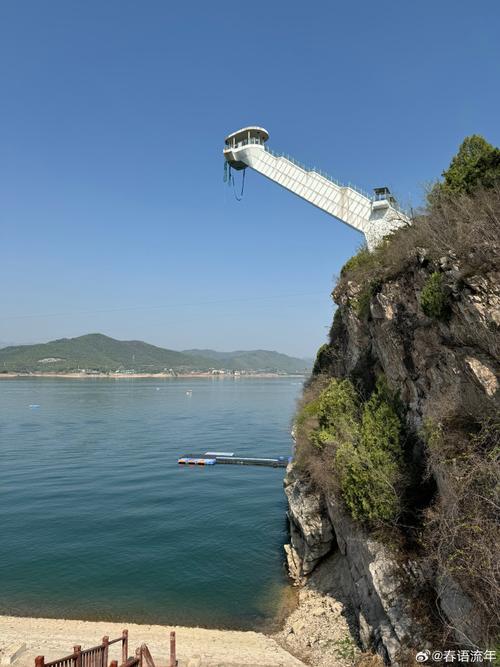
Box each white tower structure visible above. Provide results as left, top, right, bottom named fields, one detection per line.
left=223, top=127, right=410, bottom=250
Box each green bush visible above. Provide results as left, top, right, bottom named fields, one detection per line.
left=298, top=377, right=404, bottom=523
left=311, top=343, right=331, bottom=375
left=355, top=285, right=372, bottom=319
left=340, top=245, right=374, bottom=277
left=336, top=377, right=403, bottom=522
left=295, top=396, right=320, bottom=427
left=316, top=378, right=360, bottom=445
left=420, top=271, right=448, bottom=319
left=361, top=377, right=402, bottom=458
left=329, top=308, right=343, bottom=339
left=336, top=440, right=401, bottom=522
left=354, top=280, right=381, bottom=320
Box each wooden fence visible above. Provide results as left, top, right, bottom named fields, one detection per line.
left=35, top=630, right=177, bottom=667
left=35, top=630, right=129, bottom=667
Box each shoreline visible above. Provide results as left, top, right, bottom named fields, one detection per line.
left=0, top=565, right=358, bottom=667
left=0, top=614, right=305, bottom=667
left=0, top=373, right=306, bottom=380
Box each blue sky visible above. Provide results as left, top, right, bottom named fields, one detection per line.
left=1, top=1, right=499, bottom=357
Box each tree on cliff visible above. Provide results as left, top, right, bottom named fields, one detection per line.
left=430, top=134, right=500, bottom=199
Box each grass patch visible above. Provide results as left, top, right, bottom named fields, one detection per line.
left=333, top=636, right=358, bottom=661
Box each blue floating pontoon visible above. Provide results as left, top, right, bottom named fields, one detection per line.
left=177, top=453, right=292, bottom=468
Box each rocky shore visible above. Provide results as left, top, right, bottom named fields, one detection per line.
left=273, top=551, right=367, bottom=667
left=278, top=465, right=422, bottom=666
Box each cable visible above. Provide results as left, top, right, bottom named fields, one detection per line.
left=3, top=291, right=328, bottom=321
left=232, top=168, right=246, bottom=201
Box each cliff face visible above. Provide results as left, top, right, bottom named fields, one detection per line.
left=284, top=194, right=500, bottom=665
left=285, top=465, right=426, bottom=664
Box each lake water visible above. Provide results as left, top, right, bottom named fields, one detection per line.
left=0, top=378, right=303, bottom=629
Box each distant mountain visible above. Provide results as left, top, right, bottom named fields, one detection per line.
left=0, top=334, right=311, bottom=374
left=0, top=334, right=203, bottom=373
left=182, top=349, right=311, bottom=374
left=0, top=341, right=17, bottom=349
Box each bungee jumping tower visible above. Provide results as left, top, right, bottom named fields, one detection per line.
left=223, top=127, right=410, bottom=250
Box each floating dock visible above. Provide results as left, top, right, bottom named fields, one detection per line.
left=178, top=457, right=216, bottom=465
left=177, top=452, right=292, bottom=468
left=215, top=455, right=291, bottom=467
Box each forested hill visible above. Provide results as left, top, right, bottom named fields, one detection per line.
left=0, top=334, right=311, bottom=374
left=183, top=349, right=311, bottom=373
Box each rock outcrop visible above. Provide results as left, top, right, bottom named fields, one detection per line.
left=284, top=467, right=335, bottom=580
left=284, top=465, right=428, bottom=665
left=284, top=242, right=499, bottom=664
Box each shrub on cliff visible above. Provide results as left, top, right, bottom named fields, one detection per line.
left=420, top=271, right=449, bottom=319
left=311, top=343, right=332, bottom=376
left=336, top=377, right=403, bottom=522
left=340, top=246, right=374, bottom=277
left=295, top=376, right=404, bottom=524
left=316, top=377, right=360, bottom=444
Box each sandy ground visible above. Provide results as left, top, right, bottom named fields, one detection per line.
left=0, top=616, right=306, bottom=667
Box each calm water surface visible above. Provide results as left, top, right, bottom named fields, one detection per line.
left=0, top=378, right=303, bottom=629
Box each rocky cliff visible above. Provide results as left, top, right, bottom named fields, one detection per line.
left=283, top=187, right=500, bottom=665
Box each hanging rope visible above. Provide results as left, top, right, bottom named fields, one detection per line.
left=223, top=161, right=246, bottom=201
left=231, top=168, right=246, bottom=201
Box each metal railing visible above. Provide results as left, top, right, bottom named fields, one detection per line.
left=225, top=137, right=264, bottom=149
left=263, top=145, right=373, bottom=200
left=263, top=145, right=411, bottom=214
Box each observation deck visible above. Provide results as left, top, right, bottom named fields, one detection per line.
left=223, top=126, right=410, bottom=249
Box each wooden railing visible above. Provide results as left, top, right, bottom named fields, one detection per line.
left=110, top=659, right=138, bottom=667
left=131, top=636, right=177, bottom=667
left=35, top=630, right=129, bottom=667
left=35, top=630, right=177, bottom=667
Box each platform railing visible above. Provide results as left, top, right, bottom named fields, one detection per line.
left=263, top=145, right=375, bottom=200
left=264, top=144, right=413, bottom=215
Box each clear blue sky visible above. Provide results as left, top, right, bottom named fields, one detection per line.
left=1, top=1, right=499, bottom=357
